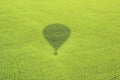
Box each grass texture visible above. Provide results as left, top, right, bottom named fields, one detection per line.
left=0, top=0, right=120, bottom=80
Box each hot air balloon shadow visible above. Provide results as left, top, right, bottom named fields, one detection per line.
left=43, top=23, right=71, bottom=55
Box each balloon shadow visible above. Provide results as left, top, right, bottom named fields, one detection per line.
left=43, top=23, right=71, bottom=55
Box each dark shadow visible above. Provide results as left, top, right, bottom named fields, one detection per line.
left=43, top=23, right=71, bottom=55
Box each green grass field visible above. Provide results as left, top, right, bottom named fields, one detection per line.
left=0, top=0, right=120, bottom=80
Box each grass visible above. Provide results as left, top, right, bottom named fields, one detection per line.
left=0, top=0, right=120, bottom=80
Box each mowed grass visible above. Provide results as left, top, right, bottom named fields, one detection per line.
left=0, top=0, right=120, bottom=80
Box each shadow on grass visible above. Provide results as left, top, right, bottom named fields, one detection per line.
left=43, top=23, right=71, bottom=55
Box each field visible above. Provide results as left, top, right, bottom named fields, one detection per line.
left=0, top=0, right=120, bottom=80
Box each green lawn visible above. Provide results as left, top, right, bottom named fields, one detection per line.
left=0, top=0, right=120, bottom=80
